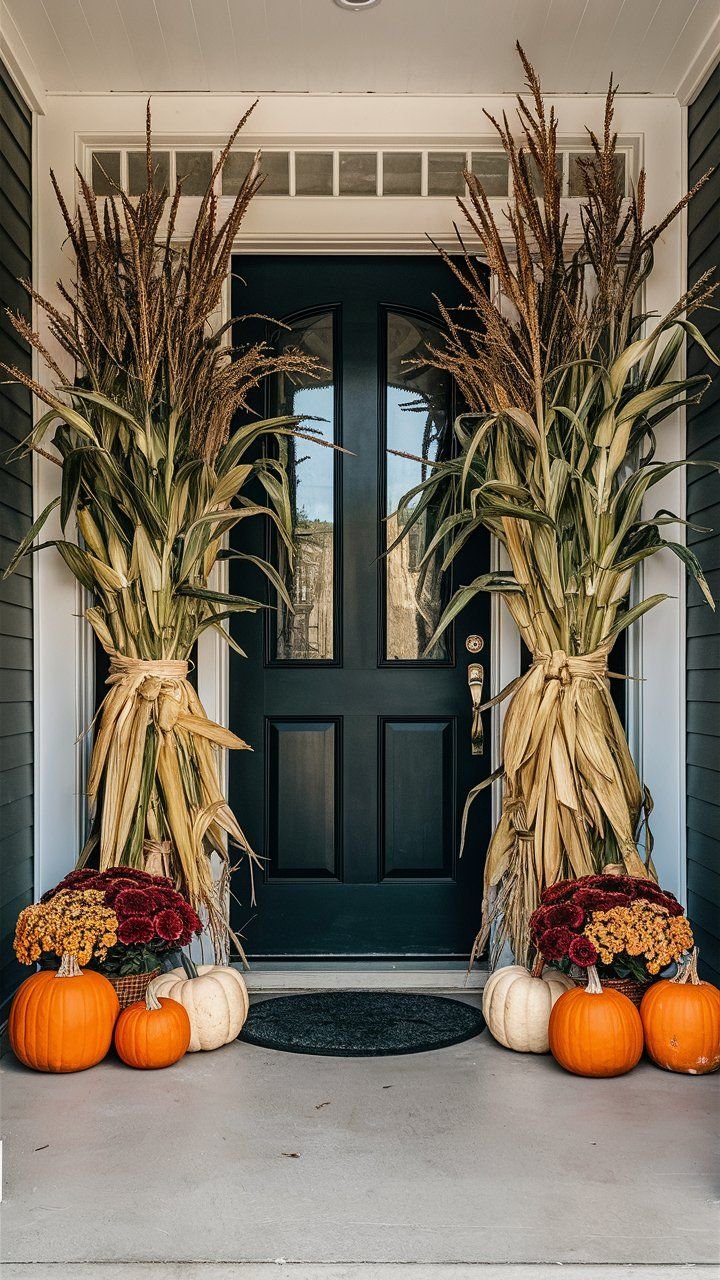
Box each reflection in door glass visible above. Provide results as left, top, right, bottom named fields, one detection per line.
left=385, top=310, right=452, bottom=661
left=271, top=311, right=335, bottom=660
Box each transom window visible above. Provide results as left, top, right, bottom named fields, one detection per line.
left=88, top=144, right=631, bottom=200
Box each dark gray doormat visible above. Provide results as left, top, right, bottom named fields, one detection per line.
left=239, top=991, right=485, bottom=1057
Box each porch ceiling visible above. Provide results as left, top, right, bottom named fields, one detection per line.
left=2, top=0, right=718, bottom=99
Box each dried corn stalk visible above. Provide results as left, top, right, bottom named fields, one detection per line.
left=2, top=105, right=322, bottom=958
left=392, top=47, right=719, bottom=967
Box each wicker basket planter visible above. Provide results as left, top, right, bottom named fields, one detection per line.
left=572, top=974, right=651, bottom=1007
left=104, top=968, right=161, bottom=1009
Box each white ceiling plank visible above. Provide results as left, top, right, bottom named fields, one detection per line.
left=653, top=0, right=720, bottom=95
left=188, top=0, right=239, bottom=91
left=524, top=0, right=589, bottom=92
left=256, top=0, right=308, bottom=93
left=37, top=0, right=116, bottom=93
left=4, top=0, right=79, bottom=91
left=622, top=0, right=701, bottom=91
left=154, top=0, right=208, bottom=90
left=556, top=0, right=624, bottom=92
left=6, top=0, right=719, bottom=96
left=112, top=0, right=172, bottom=92
left=577, top=0, right=663, bottom=92
left=77, top=0, right=142, bottom=91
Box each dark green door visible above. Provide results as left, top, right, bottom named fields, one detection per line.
left=229, top=256, right=490, bottom=959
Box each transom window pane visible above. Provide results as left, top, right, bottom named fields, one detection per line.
left=470, top=152, right=509, bottom=196
left=91, top=151, right=121, bottom=195
left=128, top=150, right=170, bottom=195
left=568, top=151, right=626, bottom=198
left=382, top=152, right=422, bottom=196
left=339, top=152, right=377, bottom=195
left=295, top=152, right=334, bottom=196
left=222, top=151, right=289, bottom=196
left=427, top=152, right=466, bottom=197
left=175, top=150, right=213, bottom=196
left=270, top=311, right=336, bottom=661
left=384, top=310, right=452, bottom=662
left=524, top=154, right=563, bottom=197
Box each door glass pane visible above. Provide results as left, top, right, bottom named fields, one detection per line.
left=270, top=311, right=336, bottom=661
left=384, top=310, right=452, bottom=662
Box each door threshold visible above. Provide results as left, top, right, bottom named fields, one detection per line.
left=241, top=960, right=488, bottom=992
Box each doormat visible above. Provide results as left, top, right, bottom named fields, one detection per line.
left=239, top=990, right=485, bottom=1057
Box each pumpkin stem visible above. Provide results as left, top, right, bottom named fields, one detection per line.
left=585, top=965, right=603, bottom=995
left=673, top=947, right=700, bottom=986
left=145, top=977, right=163, bottom=1011
left=180, top=951, right=199, bottom=980
left=531, top=954, right=545, bottom=978
left=56, top=952, right=82, bottom=979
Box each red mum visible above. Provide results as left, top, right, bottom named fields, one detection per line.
left=538, top=926, right=574, bottom=961
left=176, top=901, right=202, bottom=936
left=117, top=916, right=155, bottom=946
left=540, top=881, right=576, bottom=904
left=544, top=902, right=585, bottom=930
left=113, top=888, right=155, bottom=918
left=154, top=909, right=185, bottom=942
left=568, top=935, right=599, bottom=968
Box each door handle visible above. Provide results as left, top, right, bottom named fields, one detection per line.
left=467, top=662, right=484, bottom=755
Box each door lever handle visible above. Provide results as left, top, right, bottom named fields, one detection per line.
left=467, top=662, right=484, bottom=755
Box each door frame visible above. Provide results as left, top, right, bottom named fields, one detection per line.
left=34, top=108, right=687, bottom=914
left=196, top=246, right=520, bottom=843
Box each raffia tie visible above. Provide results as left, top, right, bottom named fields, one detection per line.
left=531, top=645, right=610, bottom=687
left=109, top=655, right=189, bottom=681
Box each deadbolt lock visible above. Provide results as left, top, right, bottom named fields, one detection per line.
left=465, top=634, right=484, bottom=654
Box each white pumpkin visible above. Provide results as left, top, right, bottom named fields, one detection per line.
left=153, top=961, right=249, bottom=1052
left=482, top=963, right=574, bottom=1053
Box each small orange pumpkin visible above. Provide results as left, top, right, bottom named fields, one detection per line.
left=641, top=948, right=720, bottom=1075
left=548, top=965, right=643, bottom=1077
left=114, top=979, right=191, bottom=1069
left=9, top=952, right=119, bottom=1073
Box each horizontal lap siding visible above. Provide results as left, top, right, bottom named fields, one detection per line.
left=687, top=64, right=720, bottom=984
left=0, top=61, right=33, bottom=1015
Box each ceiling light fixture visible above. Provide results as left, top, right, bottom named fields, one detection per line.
left=334, top=0, right=381, bottom=9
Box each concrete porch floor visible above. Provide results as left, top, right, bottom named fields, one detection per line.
left=1, top=993, right=718, bottom=1277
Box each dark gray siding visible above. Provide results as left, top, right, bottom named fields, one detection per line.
left=687, top=62, right=720, bottom=985
left=0, top=61, right=33, bottom=1013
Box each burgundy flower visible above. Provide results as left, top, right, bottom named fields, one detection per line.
left=529, top=905, right=552, bottom=939
left=568, top=935, right=599, bottom=968
left=538, top=926, right=574, bottom=961
left=176, top=901, right=202, bottom=936
left=154, top=909, right=184, bottom=942
left=117, top=916, right=155, bottom=946
left=540, top=881, right=576, bottom=904
left=544, top=902, right=585, bottom=930
left=104, top=878, right=142, bottom=905
left=114, top=888, right=155, bottom=918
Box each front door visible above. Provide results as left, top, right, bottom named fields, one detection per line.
left=229, top=256, right=490, bottom=959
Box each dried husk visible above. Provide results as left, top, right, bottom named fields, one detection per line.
left=391, top=47, right=719, bottom=966
left=1, top=105, right=323, bottom=958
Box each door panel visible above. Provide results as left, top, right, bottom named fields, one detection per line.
left=229, top=256, right=490, bottom=959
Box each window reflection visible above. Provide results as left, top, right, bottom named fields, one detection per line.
left=385, top=310, right=452, bottom=661
left=271, top=311, right=335, bottom=661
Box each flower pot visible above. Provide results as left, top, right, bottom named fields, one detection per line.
left=104, top=967, right=161, bottom=1009
left=572, top=974, right=651, bottom=1007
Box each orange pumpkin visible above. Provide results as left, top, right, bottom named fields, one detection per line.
left=9, top=952, right=119, bottom=1073
left=114, top=979, right=191, bottom=1069
left=641, top=948, right=720, bottom=1075
left=548, top=965, right=643, bottom=1077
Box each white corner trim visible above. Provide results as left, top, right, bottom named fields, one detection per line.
left=676, top=16, right=720, bottom=107
left=0, top=1, right=46, bottom=114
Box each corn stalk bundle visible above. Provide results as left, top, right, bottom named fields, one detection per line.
left=392, top=47, right=719, bottom=968
left=2, top=105, right=321, bottom=956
